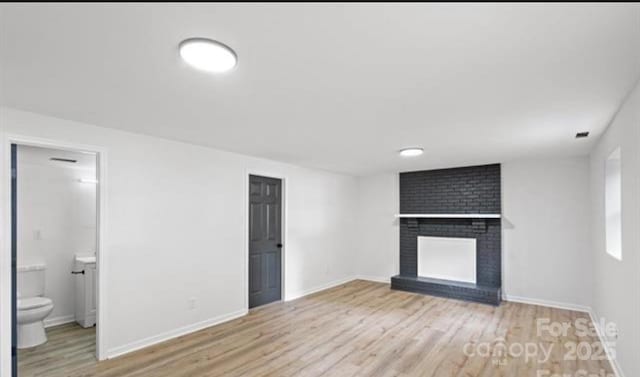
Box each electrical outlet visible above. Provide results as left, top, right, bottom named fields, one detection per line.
left=189, top=297, right=197, bottom=310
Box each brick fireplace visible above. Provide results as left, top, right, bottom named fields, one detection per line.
left=390, top=164, right=502, bottom=305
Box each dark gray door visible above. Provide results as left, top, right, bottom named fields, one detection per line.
left=248, top=175, right=282, bottom=308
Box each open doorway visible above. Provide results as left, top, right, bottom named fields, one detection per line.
left=11, top=144, right=100, bottom=376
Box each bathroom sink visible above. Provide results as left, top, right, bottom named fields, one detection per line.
left=74, top=254, right=96, bottom=328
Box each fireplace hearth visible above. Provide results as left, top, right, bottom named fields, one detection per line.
left=391, top=164, right=502, bottom=305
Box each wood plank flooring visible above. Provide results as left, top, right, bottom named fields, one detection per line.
left=18, top=323, right=96, bottom=377
left=18, top=280, right=615, bottom=377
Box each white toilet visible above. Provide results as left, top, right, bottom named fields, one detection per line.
left=17, top=264, right=54, bottom=349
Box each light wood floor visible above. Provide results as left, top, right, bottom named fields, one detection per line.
left=19, top=280, right=614, bottom=377
left=18, top=322, right=96, bottom=377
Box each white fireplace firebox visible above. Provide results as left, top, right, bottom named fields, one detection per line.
left=417, top=236, right=477, bottom=284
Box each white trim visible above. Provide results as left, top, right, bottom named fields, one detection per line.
left=106, top=277, right=358, bottom=359
left=44, top=314, right=76, bottom=328
left=285, top=276, right=354, bottom=302
left=395, top=214, right=501, bottom=219
left=95, top=147, right=108, bottom=361
left=1, top=134, right=109, bottom=366
left=503, top=294, right=591, bottom=313
left=503, top=295, right=624, bottom=376
left=355, top=275, right=391, bottom=284
left=105, top=309, right=248, bottom=359
left=588, top=309, right=625, bottom=377
left=244, top=170, right=288, bottom=307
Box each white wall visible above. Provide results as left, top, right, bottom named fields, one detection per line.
left=353, top=158, right=593, bottom=312
left=352, top=92, right=640, bottom=376
left=0, top=107, right=358, bottom=372
left=3, top=97, right=637, bottom=376
left=17, top=146, right=97, bottom=326
left=502, top=156, right=592, bottom=310
left=589, top=81, right=640, bottom=377
left=279, top=167, right=357, bottom=299
left=354, top=173, right=398, bottom=282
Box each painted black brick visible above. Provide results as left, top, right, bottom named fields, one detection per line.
left=399, top=218, right=501, bottom=287
left=390, top=276, right=501, bottom=305
left=397, top=164, right=502, bottom=305
left=399, top=164, right=501, bottom=214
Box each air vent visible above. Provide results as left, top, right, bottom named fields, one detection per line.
left=50, top=157, right=77, bottom=163
left=575, top=132, right=590, bottom=139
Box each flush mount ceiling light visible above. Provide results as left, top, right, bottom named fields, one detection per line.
left=399, top=147, right=424, bottom=157
left=179, top=38, right=237, bottom=73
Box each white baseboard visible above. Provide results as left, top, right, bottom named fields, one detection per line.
left=96, top=283, right=624, bottom=377
left=355, top=275, right=391, bottom=284
left=107, top=277, right=357, bottom=360
left=588, top=309, right=625, bottom=377
left=284, top=275, right=391, bottom=302
left=503, top=294, right=591, bottom=313
left=285, top=276, right=356, bottom=302
left=44, top=314, right=75, bottom=328
left=106, top=309, right=248, bottom=359
left=503, top=295, right=624, bottom=377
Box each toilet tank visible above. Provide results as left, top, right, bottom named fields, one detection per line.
left=17, top=264, right=46, bottom=298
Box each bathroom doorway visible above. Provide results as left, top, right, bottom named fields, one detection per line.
left=10, top=141, right=103, bottom=376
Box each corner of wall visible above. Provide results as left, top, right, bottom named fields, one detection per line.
left=588, top=78, right=640, bottom=377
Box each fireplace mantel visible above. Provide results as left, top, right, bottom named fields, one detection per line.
left=395, top=214, right=501, bottom=219
left=393, top=164, right=502, bottom=306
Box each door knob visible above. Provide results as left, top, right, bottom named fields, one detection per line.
left=277, top=243, right=283, bottom=248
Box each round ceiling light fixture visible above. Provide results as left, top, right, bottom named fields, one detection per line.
left=399, top=147, right=424, bottom=157
left=179, top=38, right=237, bottom=73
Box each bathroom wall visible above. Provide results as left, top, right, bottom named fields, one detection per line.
left=17, top=145, right=97, bottom=327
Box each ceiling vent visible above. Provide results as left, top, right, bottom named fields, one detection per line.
left=575, top=132, right=589, bottom=139
left=50, top=157, right=77, bottom=163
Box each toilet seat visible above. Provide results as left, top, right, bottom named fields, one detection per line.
left=18, top=297, right=52, bottom=311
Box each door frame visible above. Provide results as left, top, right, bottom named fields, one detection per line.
left=1, top=134, right=109, bottom=373
left=244, top=170, right=287, bottom=309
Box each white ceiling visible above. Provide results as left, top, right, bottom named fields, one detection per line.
left=1, top=4, right=639, bottom=176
